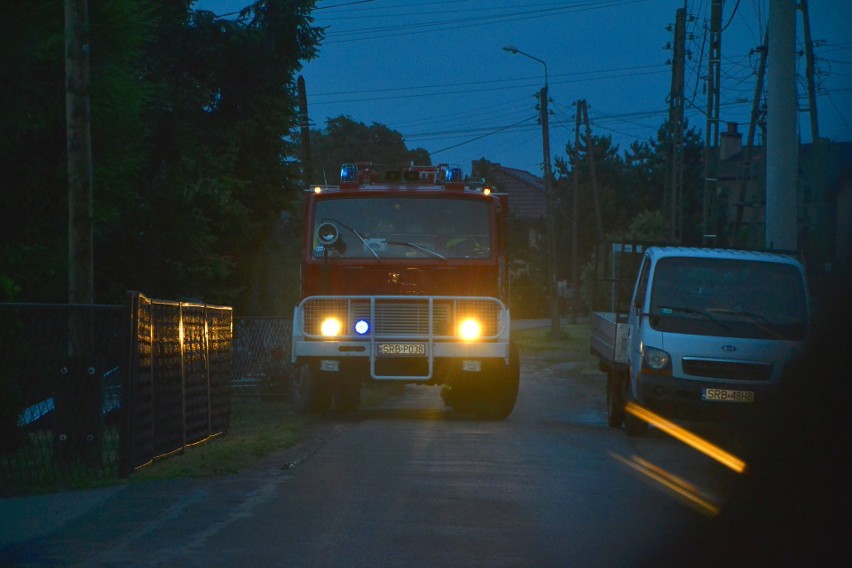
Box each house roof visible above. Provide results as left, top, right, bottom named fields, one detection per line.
left=479, top=164, right=547, bottom=220
left=719, top=141, right=852, bottom=195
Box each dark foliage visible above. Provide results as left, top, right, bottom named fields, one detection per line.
left=1, top=0, right=322, bottom=315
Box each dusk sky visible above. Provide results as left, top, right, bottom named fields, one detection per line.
left=194, top=1, right=852, bottom=178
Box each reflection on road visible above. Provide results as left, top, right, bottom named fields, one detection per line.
left=611, top=402, right=748, bottom=517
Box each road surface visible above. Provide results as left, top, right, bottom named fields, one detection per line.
left=1, top=343, right=738, bottom=567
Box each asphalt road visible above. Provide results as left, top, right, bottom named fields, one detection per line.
left=1, top=342, right=739, bottom=567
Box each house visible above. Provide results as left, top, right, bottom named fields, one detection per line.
left=715, top=123, right=852, bottom=284
left=475, top=163, right=547, bottom=220
left=471, top=162, right=567, bottom=311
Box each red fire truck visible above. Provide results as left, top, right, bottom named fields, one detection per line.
left=289, top=162, right=520, bottom=419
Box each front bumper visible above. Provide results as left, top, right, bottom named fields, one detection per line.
left=291, top=295, right=510, bottom=380
left=635, top=372, right=777, bottom=421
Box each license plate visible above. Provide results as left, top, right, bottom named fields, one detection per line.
left=377, top=343, right=426, bottom=356
left=701, top=388, right=755, bottom=403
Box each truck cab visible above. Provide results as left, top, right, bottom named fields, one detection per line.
left=592, top=243, right=810, bottom=436
left=289, top=163, right=519, bottom=419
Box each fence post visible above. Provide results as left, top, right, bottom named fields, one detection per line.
left=54, top=305, right=102, bottom=468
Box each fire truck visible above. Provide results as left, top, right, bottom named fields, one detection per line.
left=289, top=162, right=520, bottom=420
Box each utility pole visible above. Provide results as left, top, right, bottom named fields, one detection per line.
left=800, top=0, right=820, bottom=149
left=502, top=45, right=560, bottom=335
left=571, top=105, right=581, bottom=323
left=733, top=36, right=768, bottom=245
left=66, top=0, right=94, bottom=307
left=666, top=7, right=687, bottom=242
left=298, top=75, right=312, bottom=188
left=539, top=83, right=560, bottom=336
left=702, top=0, right=723, bottom=245
left=766, top=0, right=798, bottom=251
left=800, top=0, right=823, bottom=257
left=62, top=0, right=100, bottom=467
left=577, top=100, right=604, bottom=243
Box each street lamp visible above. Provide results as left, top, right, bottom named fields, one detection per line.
left=503, top=45, right=560, bottom=336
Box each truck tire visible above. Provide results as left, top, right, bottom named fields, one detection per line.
left=622, top=369, right=648, bottom=436
left=290, top=360, right=332, bottom=415
left=625, top=412, right=648, bottom=437
left=440, top=384, right=470, bottom=412
left=606, top=371, right=625, bottom=428
left=333, top=373, right=362, bottom=412
left=472, top=341, right=520, bottom=421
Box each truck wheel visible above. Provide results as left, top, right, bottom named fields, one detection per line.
left=625, top=412, right=648, bottom=437
left=334, top=373, right=362, bottom=412
left=623, top=372, right=648, bottom=436
left=472, top=341, right=520, bottom=421
left=606, top=371, right=625, bottom=428
left=290, top=361, right=332, bottom=415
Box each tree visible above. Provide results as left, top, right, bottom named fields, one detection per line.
left=0, top=1, right=323, bottom=315
left=306, top=116, right=430, bottom=185
left=637, top=118, right=706, bottom=245
left=0, top=0, right=154, bottom=302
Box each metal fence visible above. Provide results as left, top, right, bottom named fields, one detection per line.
left=0, top=293, right=233, bottom=494
left=231, top=317, right=292, bottom=396
left=122, top=293, right=233, bottom=477
left=0, top=303, right=125, bottom=492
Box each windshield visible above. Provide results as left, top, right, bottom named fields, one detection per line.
left=312, top=196, right=492, bottom=260
left=649, top=257, right=808, bottom=340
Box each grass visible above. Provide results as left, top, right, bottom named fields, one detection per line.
left=5, top=323, right=596, bottom=492
left=132, top=324, right=598, bottom=482
left=513, top=322, right=600, bottom=374
left=129, top=397, right=306, bottom=482
left=128, top=381, right=404, bottom=483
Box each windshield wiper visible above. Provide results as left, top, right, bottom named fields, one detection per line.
left=387, top=241, right=447, bottom=261
left=653, top=306, right=731, bottom=331
left=708, top=307, right=789, bottom=339
left=708, top=307, right=777, bottom=326
left=323, top=218, right=381, bottom=261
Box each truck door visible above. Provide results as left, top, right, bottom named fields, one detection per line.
left=627, top=255, right=651, bottom=398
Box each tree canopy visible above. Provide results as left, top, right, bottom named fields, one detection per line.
left=306, top=116, right=431, bottom=185
left=1, top=0, right=322, bottom=314
left=1, top=0, right=714, bottom=318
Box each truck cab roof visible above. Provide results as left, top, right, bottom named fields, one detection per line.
left=644, top=246, right=805, bottom=268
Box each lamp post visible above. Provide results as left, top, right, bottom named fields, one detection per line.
left=503, top=45, right=560, bottom=336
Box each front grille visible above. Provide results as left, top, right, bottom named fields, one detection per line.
left=682, top=357, right=772, bottom=381
left=299, top=296, right=505, bottom=338
left=350, top=301, right=450, bottom=335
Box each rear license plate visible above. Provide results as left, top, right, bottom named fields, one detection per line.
left=377, top=343, right=426, bottom=356
left=701, top=388, right=755, bottom=403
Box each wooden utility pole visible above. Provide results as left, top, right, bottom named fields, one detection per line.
left=702, top=0, right=723, bottom=245
left=733, top=36, right=768, bottom=244
left=62, top=0, right=101, bottom=467
left=540, top=84, right=560, bottom=336
left=66, top=0, right=94, bottom=307
left=800, top=0, right=823, bottom=252
left=800, top=0, right=820, bottom=149
left=298, top=75, right=312, bottom=187
left=571, top=106, right=581, bottom=323
left=577, top=100, right=604, bottom=243
left=667, top=7, right=687, bottom=242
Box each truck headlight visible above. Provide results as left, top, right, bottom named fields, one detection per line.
left=458, top=318, right=481, bottom=340
left=321, top=317, right=343, bottom=337
left=643, top=346, right=671, bottom=374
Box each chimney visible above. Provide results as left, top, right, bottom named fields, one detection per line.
left=720, top=122, right=743, bottom=160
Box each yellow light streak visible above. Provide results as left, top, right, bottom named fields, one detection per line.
left=611, top=452, right=721, bottom=516
left=625, top=402, right=747, bottom=474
